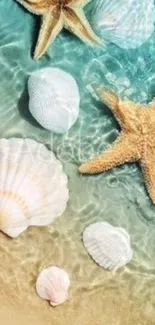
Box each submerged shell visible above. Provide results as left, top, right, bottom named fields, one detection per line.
left=0, top=138, right=69, bottom=238
left=83, top=222, right=133, bottom=270
left=28, top=68, right=80, bottom=134
left=91, top=0, right=155, bottom=49
left=36, top=266, right=70, bottom=306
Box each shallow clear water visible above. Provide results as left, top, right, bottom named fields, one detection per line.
left=0, top=1, right=155, bottom=324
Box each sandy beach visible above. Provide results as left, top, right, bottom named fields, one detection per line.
left=1, top=221, right=155, bottom=325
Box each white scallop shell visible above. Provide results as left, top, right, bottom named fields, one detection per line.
left=36, top=266, right=70, bottom=306
left=0, top=138, right=69, bottom=238
left=28, top=68, right=80, bottom=134
left=83, top=222, right=133, bottom=270
left=91, top=0, right=155, bottom=49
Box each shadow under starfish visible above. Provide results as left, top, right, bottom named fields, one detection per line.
left=79, top=87, right=155, bottom=203
left=15, top=0, right=102, bottom=59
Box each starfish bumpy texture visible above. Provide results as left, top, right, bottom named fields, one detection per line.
left=15, top=0, right=101, bottom=59
left=79, top=87, right=155, bottom=203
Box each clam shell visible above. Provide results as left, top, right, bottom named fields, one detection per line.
left=36, top=266, right=70, bottom=306
left=91, top=0, right=154, bottom=49
left=0, top=138, right=69, bottom=238
left=28, top=68, right=80, bottom=134
left=83, top=222, right=133, bottom=270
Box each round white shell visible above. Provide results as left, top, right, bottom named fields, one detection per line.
left=83, top=222, right=133, bottom=270
left=0, top=138, right=69, bottom=238
left=36, top=266, right=70, bottom=306
left=28, top=68, right=80, bottom=134
left=91, top=0, right=155, bottom=49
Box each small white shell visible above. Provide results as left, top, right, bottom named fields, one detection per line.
left=83, top=222, right=133, bottom=270
left=36, top=266, right=70, bottom=306
left=0, top=138, right=69, bottom=238
left=91, top=0, right=155, bottom=49
left=28, top=68, right=80, bottom=134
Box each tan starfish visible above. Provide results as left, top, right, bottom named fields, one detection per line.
left=79, top=87, right=155, bottom=203
left=15, top=0, right=102, bottom=59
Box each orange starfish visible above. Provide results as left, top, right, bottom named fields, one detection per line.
left=16, top=0, right=101, bottom=59
left=79, top=87, right=155, bottom=203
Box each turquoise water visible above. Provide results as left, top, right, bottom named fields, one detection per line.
left=1, top=1, right=155, bottom=324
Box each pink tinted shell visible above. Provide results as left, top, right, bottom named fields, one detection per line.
left=36, top=266, right=70, bottom=306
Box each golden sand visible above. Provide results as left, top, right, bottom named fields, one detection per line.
left=0, top=218, right=155, bottom=325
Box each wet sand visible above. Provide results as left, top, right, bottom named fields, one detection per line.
left=1, top=219, right=155, bottom=325
left=1, top=274, right=155, bottom=325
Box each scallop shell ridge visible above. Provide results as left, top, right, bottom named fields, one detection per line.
left=28, top=68, right=80, bottom=134
left=91, top=0, right=155, bottom=49
left=36, top=266, right=70, bottom=306
left=83, top=222, right=133, bottom=270
left=0, top=138, right=69, bottom=238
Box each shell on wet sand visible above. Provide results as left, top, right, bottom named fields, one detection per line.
left=28, top=68, right=80, bottom=134
left=0, top=138, right=69, bottom=238
left=83, top=222, right=133, bottom=270
left=36, top=266, right=70, bottom=306
left=91, top=0, right=155, bottom=49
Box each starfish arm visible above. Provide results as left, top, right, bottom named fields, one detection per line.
left=141, top=152, right=155, bottom=203
left=15, top=0, right=47, bottom=15
left=63, top=7, right=102, bottom=47
left=79, top=135, right=139, bottom=174
left=95, top=87, right=141, bottom=130
left=34, top=9, right=63, bottom=59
